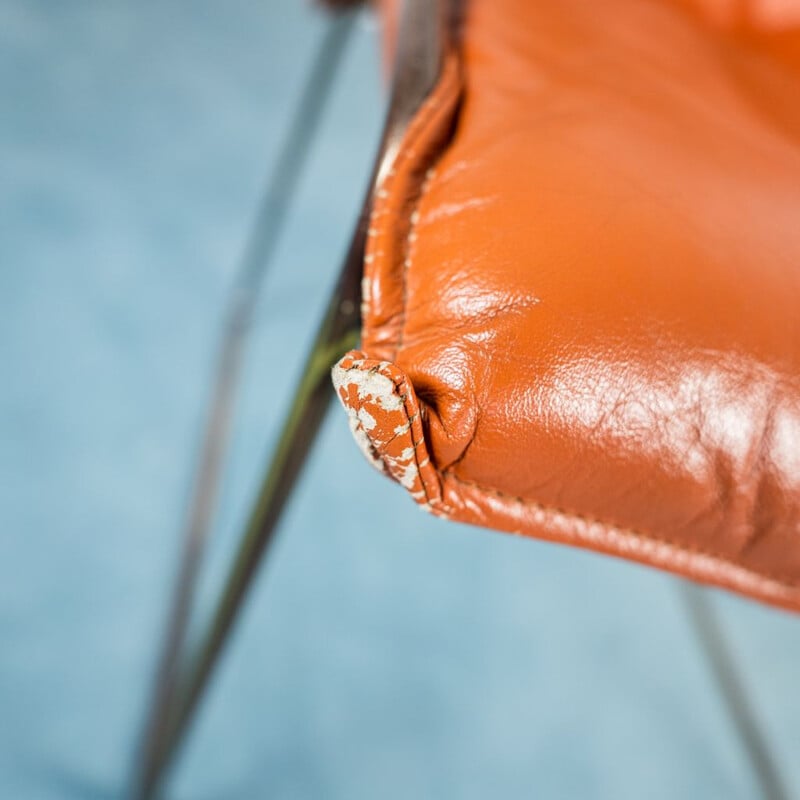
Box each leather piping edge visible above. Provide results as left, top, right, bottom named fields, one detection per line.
left=442, top=473, right=800, bottom=613
left=360, top=47, right=462, bottom=360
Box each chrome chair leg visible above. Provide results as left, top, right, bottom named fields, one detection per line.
left=128, top=1, right=447, bottom=796
left=128, top=12, right=358, bottom=800
left=681, top=585, right=789, bottom=800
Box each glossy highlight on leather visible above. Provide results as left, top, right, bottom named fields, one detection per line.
left=335, top=0, right=800, bottom=611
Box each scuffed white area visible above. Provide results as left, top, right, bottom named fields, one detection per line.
left=331, top=361, right=404, bottom=474
left=393, top=458, right=420, bottom=490
left=336, top=397, right=385, bottom=474
left=331, top=360, right=422, bottom=490
left=358, top=407, right=377, bottom=432
left=331, top=361, right=403, bottom=413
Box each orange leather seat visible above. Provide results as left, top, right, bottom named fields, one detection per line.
left=334, top=0, right=800, bottom=611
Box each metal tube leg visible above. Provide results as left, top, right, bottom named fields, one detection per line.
left=127, top=13, right=357, bottom=800
left=681, top=584, right=789, bottom=800
left=136, top=290, right=360, bottom=799
left=129, top=0, right=447, bottom=794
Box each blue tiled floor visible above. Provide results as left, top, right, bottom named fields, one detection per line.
left=1, top=2, right=798, bottom=798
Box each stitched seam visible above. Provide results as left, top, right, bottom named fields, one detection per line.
left=366, top=54, right=460, bottom=361
left=444, top=471, right=799, bottom=589
left=397, top=384, right=434, bottom=507
left=395, top=163, right=440, bottom=358
left=364, top=56, right=460, bottom=343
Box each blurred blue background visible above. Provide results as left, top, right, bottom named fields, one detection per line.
left=1, top=1, right=798, bottom=798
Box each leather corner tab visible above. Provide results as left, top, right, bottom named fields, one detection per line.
left=332, top=351, right=443, bottom=509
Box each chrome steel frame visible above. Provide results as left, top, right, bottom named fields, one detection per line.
left=128, top=1, right=447, bottom=797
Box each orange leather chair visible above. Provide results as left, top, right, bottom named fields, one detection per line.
left=334, top=0, right=800, bottom=613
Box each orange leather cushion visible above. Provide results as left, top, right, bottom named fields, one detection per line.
left=334, top=0, right=800, bottom=611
